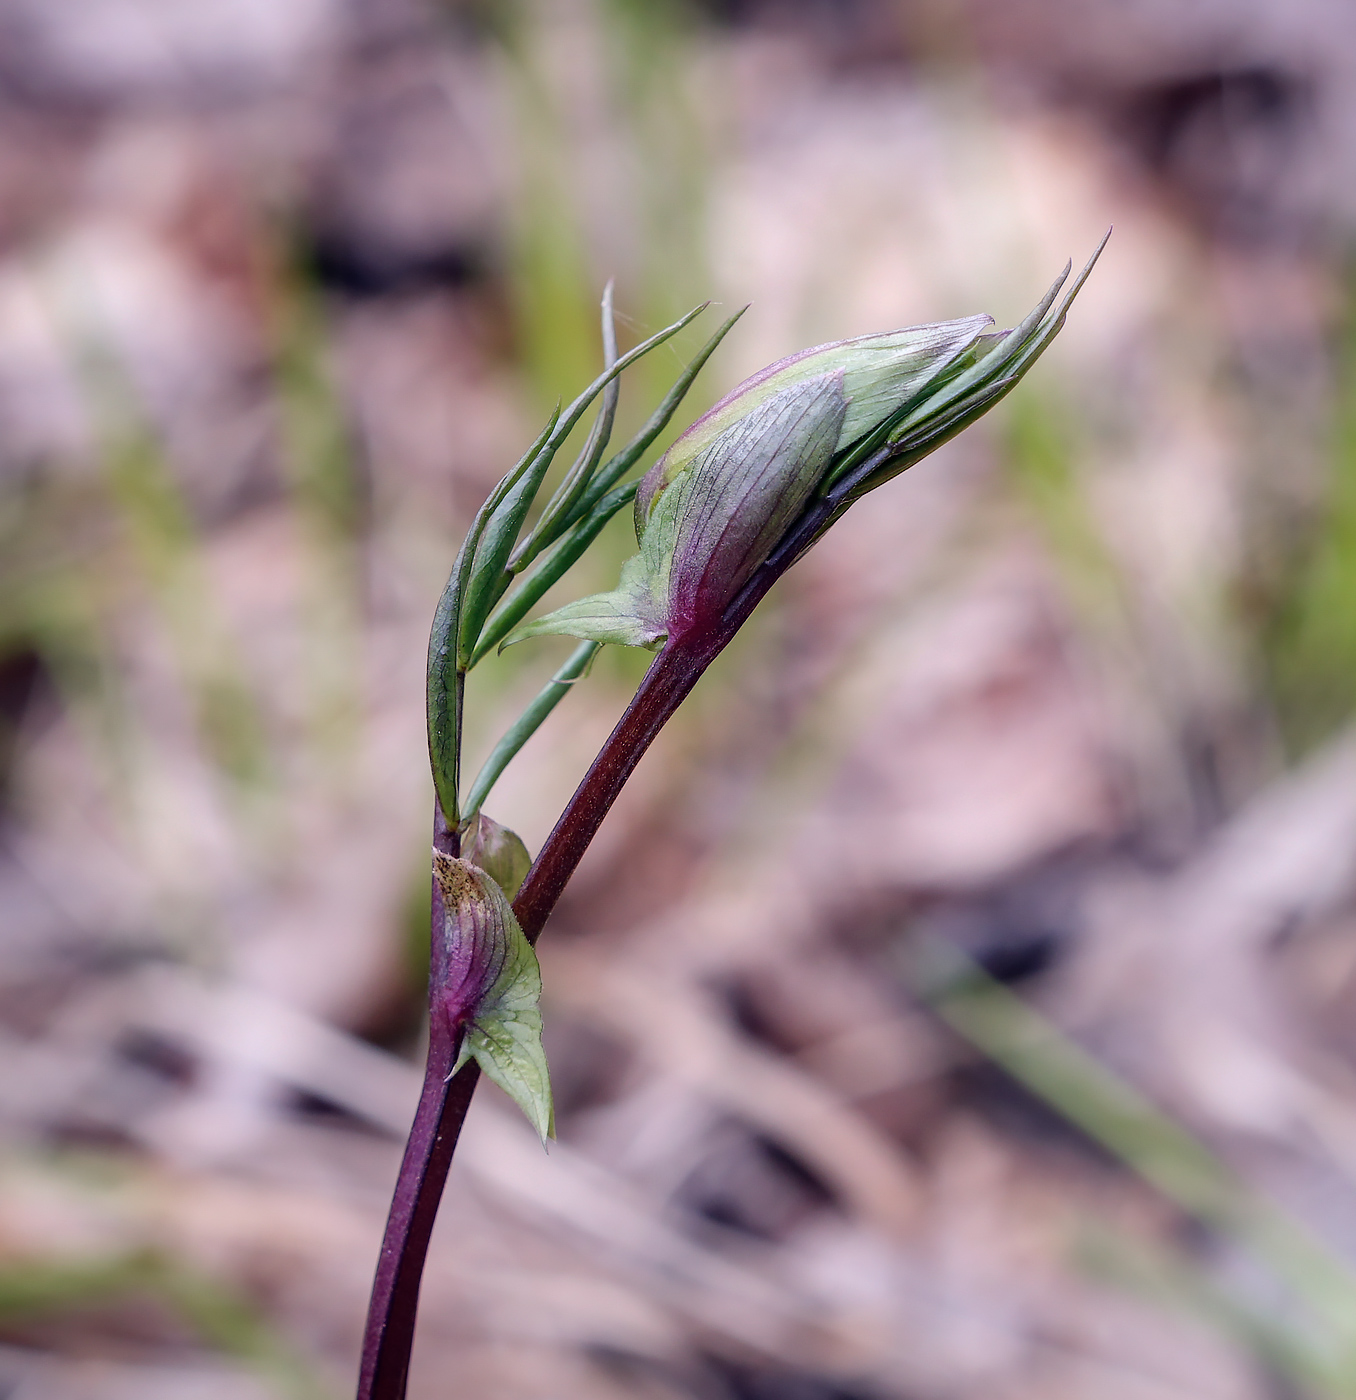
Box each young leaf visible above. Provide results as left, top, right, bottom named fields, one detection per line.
left=563, top=305, right=750, bottom=532
left=433, top=852, right=553, bottom=1144
left=427, top=408, right=561, bottom=822
left=509, top=282, right=621, bottom=570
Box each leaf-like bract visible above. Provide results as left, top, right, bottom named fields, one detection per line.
left=433, top=852, right=553, bottom=1144
left=458, top=812, right=532, bottom=900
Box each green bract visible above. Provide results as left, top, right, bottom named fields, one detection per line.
left=458, top=811, right=532, bottom=900
left=434, top=850, right=553, bottom=1144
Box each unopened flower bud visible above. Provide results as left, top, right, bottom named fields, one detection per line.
left=507, top=368, right=847, bottom=649
left=506, top=239, right=1105, bottom=655
left=633, top=315, right=992, bottom=529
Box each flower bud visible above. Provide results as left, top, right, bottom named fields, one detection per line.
left=507, top=369, right=847, bottom=649
left=633, top=315, right=992, bottom=529
left=506, top=239, right=1105, bottom=655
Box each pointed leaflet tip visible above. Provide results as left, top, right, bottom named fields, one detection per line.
left=434, top=852, right=554, bottom=1144
left=459, top=301, right=714, bottom=659
left=999, top=228, right=1111, bottom=381
left=510, top=279, right=625, bottom=570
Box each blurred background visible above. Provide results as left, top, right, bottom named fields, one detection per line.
left=6, top=0, right=1356, bottom=1396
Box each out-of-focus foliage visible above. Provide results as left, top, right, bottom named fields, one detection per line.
left=1264, top=259, right=1356, bottom=753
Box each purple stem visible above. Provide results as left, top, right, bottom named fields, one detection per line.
left=358, top=491, right=844, bottom=1399
left=357, top=816, right=480, bottom=1400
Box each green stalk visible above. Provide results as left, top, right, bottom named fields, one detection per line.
left=463, top=640, right=601, bottom=816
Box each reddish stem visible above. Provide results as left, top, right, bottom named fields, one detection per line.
left=513, top=639, right=712, bottom=942
left=357, top=817, right=478, bottom=1400
left=358, top=490, right=843, bottom=1399
left=515, top=485, right=843, bottom=944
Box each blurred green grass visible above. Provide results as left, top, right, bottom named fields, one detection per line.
left=1263, top=259, right=1356, bottom=753
left=915, top=943, right=1356, bottom=1400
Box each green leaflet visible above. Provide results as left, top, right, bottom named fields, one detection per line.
left=434, top=852, right=554, bottom=1145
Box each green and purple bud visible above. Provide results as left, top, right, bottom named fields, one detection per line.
left=433, top=833, right=553, bottom=1143
left=631, top=314, right=991, bottom=528
left=507, top=236, right=1106, bottom=654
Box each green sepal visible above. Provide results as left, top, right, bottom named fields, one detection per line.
left=499, top=553, right=665, bottom=650
left=501, top=472, right=686, bottom=651
left=458, top=812, right=532, bottom=900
